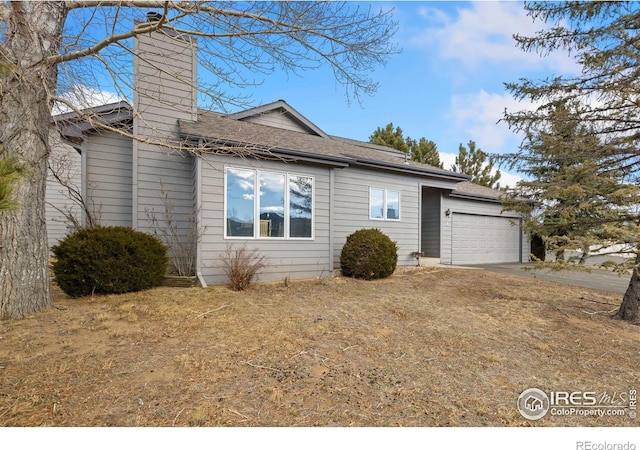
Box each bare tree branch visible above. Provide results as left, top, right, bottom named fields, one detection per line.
left=0, top=3, right=10, bottom=23
left=48, top=5, right=169, bottom=64
left=47, top=151, right=100, bottom=229
left=1, top=1, right=399, bottom=319
left=51, top=96, right=186, bottom=151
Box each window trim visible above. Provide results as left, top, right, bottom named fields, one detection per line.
left=224, top=167, right=256, bottom=239
left=224, top=166, right=315, bottom=240
left=369, top=187, right=401, bottom=221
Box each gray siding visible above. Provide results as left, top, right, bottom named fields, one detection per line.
left=46, top=131, right=81, bottom=247
left=85, top=131, right=133, bottom=226
left=421, top=188, right=441, bottom=258
left=241, top=110, right=310, bottom=133
left=332, top=167, right=424, bottom=269
left=199, top=155, right=332, bottom=285
left=441, top=194, right=527, bottom=264
left=133, top=29, right=198, bottom=240
left=134, top=30, right=197, bottom=132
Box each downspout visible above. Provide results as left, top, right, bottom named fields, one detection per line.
left=328, top=167, right=335, bottom=273
left=80, top=139, right=88, bottom=227
left=417, top=183, right=422, bottom=262
left=519, top=217, right=525, bottom=263
left=131, top=36, right=139, bottom=230
left=131, top=142, right=139, bottom=228
left=195, top=152, right=207, bottom=288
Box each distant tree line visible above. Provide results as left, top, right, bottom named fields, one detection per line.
left=369, top=123, right=501, bottom=189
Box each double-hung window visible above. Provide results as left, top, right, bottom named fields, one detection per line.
left=225, top=167, right=314, bottom=239
left=369, top=188, right=400, bottom=221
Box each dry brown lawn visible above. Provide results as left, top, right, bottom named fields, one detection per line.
left=0, top=267, right=638, bottom=427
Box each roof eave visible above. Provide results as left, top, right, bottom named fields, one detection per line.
left=52, top=101, right=133, bottom=142
left=449, top=191, right=504, bottom=203
left=179, top=132, right=351, bottom=168
left=351, top=158, right=470, bottom=182
left=51, top=100, right=132, bottom=123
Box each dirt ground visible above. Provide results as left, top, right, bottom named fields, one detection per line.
left=0, top=267, right=638, bottom=427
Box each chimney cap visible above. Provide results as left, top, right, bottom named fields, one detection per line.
left=146, top=11, right=163, bottom=22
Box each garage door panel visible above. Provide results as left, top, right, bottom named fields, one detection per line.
left=451, top=213, right=520, bottom=265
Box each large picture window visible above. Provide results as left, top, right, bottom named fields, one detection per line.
left=226, top=168, right=255, bottom=237
left=289, top=175, right=313, bottom=238
left=225, top=167, right=314, bottom=239
left=370, top=187, right=400, bottom=221
left=259, top=172, right=285, bottom=238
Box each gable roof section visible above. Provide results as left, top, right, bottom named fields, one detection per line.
left=224, top=100, right=328, bottom=138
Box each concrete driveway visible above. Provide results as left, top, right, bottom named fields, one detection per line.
left=472, top=263, right=630, bottom=295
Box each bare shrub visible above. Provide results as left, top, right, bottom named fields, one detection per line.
left=145, top=180, right=205, bottom=277
left=47, top=150, right=101, bottom=230
left=219, top=244, right=267, bottom=291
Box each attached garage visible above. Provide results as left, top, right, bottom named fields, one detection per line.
left=450, top=213, right=522, bottom=265
left=434, top=182, right=529, bottom=266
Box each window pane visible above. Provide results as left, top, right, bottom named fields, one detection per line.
left=259, top=172, right=285, bottom=237
left=226, top=168, right=255, bottom=237
left=370, top=188, right=384, bottom=219
left=289, top=175, right=313, bottom=238
left=386, top=190, right=400, bottom=220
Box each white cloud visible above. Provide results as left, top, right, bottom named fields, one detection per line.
left=439, top=151, right=458, bottom=171
left=410, top=2, right=578, bottom=73
left=443, top=89, right=531, bottom=188
left=498, top=170, right=522, bottom=189
left=53, top=85, right=123, bottom=115
left=448, top=89, right=531, bottom=153
left=261, top=206, right=284, bottom=214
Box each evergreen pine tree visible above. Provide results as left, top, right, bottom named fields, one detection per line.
left=503, top=1, right=640, bottom=322
left=451, top=140, right=501, bottom=189
left=369, top=124, right=443, bottom=168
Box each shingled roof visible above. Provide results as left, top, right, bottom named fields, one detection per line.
left=53, top=99, right=506, bottom=201
left=451, top=181, right=507, bottom=202
left=178, top=109, right=470, bottom=183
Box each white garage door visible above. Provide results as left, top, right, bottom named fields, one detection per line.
left=451, top=213, right=521, bottom=265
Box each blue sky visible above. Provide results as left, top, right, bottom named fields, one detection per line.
left=65, top=1, right=580, bottom=188
left=219, top=1, right=579, bottom=187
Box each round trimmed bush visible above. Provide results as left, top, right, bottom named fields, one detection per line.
left=340, top=228, right=398, bottom=280
left=52, top=226, right=168, bottom=298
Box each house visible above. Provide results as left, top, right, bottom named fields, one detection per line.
left=46, top=130, right=82, bottom=247
left=524, top=396, right=544, bottom=412
left=48, top=27, right=528, bottom=287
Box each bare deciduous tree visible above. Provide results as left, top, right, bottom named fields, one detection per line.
left=47, top=148, right=101, bottom=231
left=0, top=1, right=398, bottom=319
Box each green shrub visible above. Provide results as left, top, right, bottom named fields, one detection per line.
left=340, top=228, right=398, bottom=280
left=52, top=226, right=168, bottom=297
